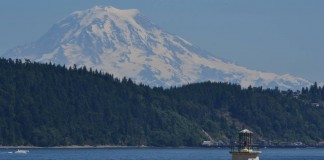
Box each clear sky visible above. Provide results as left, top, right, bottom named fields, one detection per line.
left=1, top=0, right=324, bottom=83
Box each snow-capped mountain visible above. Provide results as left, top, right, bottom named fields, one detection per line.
left=3, top=6, right=311, bottom=89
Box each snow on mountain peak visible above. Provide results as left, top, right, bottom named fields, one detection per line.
left=3, top=6, right=312, bottom=90
left=72, top=6, right=140, bottom=27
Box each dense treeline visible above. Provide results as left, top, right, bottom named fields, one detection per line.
left=0, top=58, right=206, bottom=147
left=167, top=83, right=324, bottom=144
left=0, top=58, right=324, bottom=147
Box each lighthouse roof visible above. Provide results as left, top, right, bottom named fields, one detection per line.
left=240, top=129, right=253, bottom=133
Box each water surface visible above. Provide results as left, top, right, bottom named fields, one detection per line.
left=0, top=148, right=323, bottom=160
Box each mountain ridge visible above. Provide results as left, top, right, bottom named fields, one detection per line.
left=3, top=6, right=312, bottom=90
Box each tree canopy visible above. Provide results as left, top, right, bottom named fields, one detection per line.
left=0, top=58, right=323, bottom=147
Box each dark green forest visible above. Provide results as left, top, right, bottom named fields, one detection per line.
left=0, top=58, right=324, bottom=147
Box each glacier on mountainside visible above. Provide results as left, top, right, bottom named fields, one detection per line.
left=3, top=6, right=312, bottom=90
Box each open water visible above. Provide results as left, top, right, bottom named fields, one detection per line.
left=0, top=148, right=323, bottom=160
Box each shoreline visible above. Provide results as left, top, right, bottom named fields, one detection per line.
left=1, top=145, right=324, bottom=149
left=0, top=145, right=148, bottom=149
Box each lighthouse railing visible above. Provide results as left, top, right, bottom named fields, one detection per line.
left=230, top=143, right=261, bottom=152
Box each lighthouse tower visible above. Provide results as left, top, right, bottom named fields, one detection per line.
left=230, top=129, right=261, bottom=160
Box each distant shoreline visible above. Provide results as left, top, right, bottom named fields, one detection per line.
left=0, top=145, right=148, bottom=149
left=1, top=145, right=324, bottom=149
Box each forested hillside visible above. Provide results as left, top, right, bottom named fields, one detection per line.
left=0, top=58, right=324, bottom=147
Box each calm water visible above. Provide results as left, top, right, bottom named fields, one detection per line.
left=0, top=148, right=323, bottom=160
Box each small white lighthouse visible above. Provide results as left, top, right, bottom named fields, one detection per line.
left=229, top=129, right=261, bottom=160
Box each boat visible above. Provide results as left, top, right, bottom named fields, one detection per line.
left=14, top=149, right=29, bottom=154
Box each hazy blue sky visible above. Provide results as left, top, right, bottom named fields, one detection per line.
left=1, top=0, right=324, bottom=82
